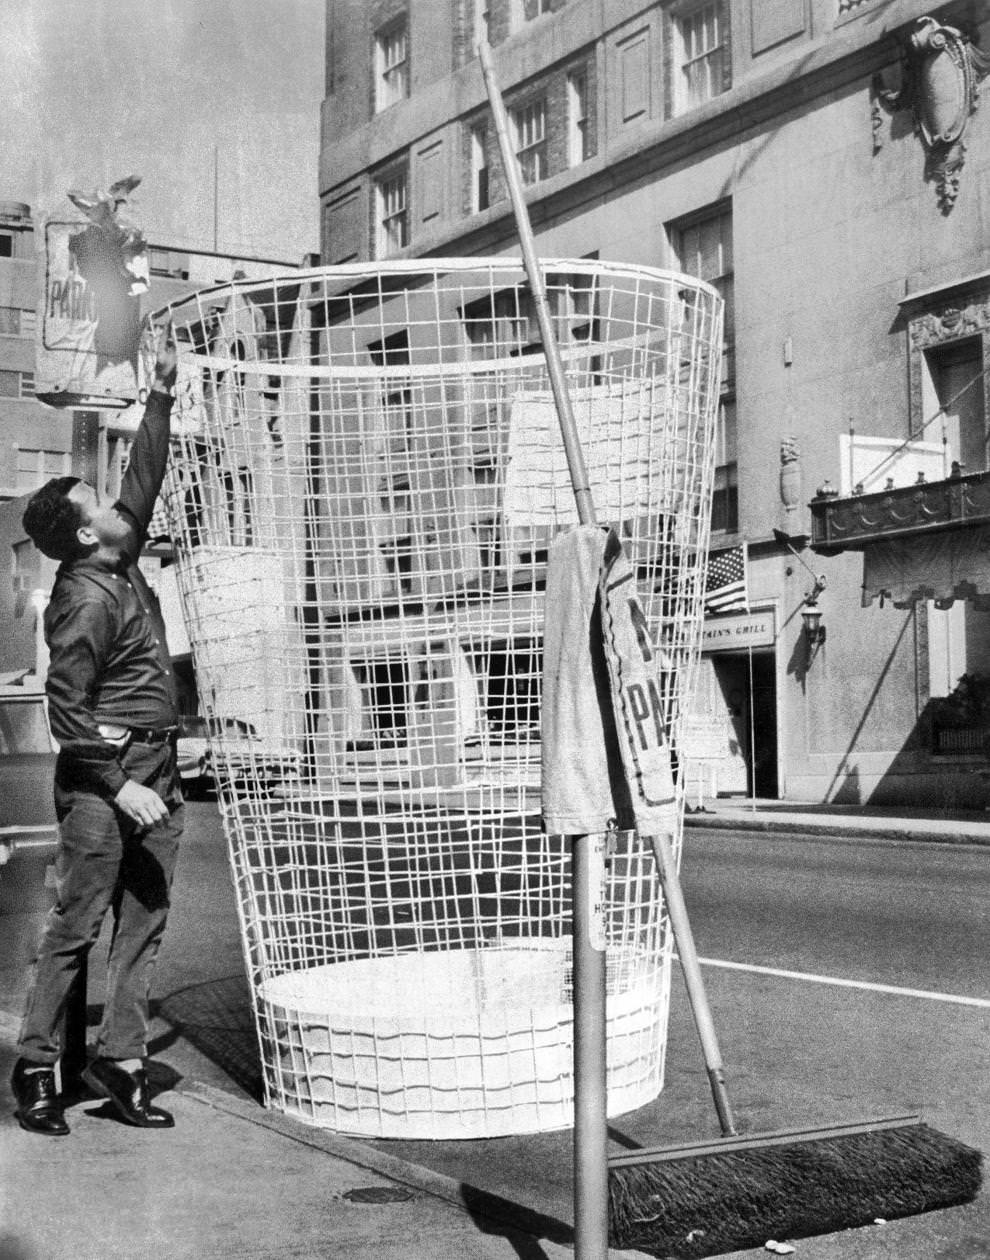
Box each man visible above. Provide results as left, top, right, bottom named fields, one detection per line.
left=11, top=326, right=182, bottom=1134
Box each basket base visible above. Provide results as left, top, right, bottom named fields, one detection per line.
left=257, top=943, right=667, bottom=1139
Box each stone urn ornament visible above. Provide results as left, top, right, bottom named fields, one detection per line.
left=779, top=435, right=801, bottom=514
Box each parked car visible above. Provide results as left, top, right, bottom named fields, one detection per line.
left=177, top=714, right=300, bottom=798
left=0, top=685, right=59, bottom=886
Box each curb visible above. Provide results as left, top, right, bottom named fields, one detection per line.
left=683, top=812, right=990, bottom=846
left=0, top=1011, right=645, bottom=1260
left=174, top=1079, right=622, bottom=1254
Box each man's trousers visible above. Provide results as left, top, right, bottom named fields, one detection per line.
left=17, top=738, right=184, bottom=1065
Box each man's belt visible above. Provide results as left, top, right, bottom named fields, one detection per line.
left=98, top=723, right=179, bottom=746
left=128, top=725, right=180, bottom=744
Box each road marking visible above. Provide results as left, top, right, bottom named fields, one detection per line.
left=688, top=956, right=990, bottom=1009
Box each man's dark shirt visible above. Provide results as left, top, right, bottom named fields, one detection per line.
left=44, top=390, right=178, bottom=797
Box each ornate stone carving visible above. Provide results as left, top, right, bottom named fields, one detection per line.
left=908, top=296, right=990, bottom=350
left=872, top=17, right=990, bottom=212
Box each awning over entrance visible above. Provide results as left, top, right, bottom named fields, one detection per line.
left=861, top=525, right=990, bottom=608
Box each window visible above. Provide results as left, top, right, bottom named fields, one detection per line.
left=676, top=204, right=734, bottom=385
left=675, top=203, right=735, bottom=530
left=924, top=338, right=986, bottom=473
left=711, top=401, right=738, bottom=534
left=0, top=233, right=12, bottom=258
left=368, top=333, right=415, bottom=596
left=466, top=637, right=542, bottom=741
left=0, top=307, right=35, bottom=336
left=368, top=330, right=414, bottom=502
left=462, top=279, right=597, bottom=360
left=470, top=125, right=490, bottom=212
left=376, top=169, right=409, bottom=257
left=674, top=2, right=726, bottom=113
left=15, top=447, right=69, bottom=492
left=567, top=69, right=591, bottom=165
left=511, top=99, right=547, bottom=185
left=375, top=19, right=409, bottom=111
left=0, top=370, right=35, bottom=399
left=462, top=288, right=542, bottom=360
left=12, top=538, right=40, bottom=602
left=511, top=0, right=552, bottom=26
left=149, top=249, right=190, bottom=279
left=557, top=269, right=601, bottom=381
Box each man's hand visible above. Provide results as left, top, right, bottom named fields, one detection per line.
left=115, top=780, right=170, bottom=828
left=151, top=320, right=178, bottom=393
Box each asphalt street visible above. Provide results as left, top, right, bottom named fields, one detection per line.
left=3, top=805, right=988, bottom=1258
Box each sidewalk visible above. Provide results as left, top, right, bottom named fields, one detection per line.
left=0, top=1008, right=615, bottom=1260
left=683, top=797, right=990, bottom=846
left=2, top=801, right=986, bottom=1260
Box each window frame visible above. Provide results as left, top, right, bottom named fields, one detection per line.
left=673, top=1, right=726, bottom=114
left=510, top=98, right=548, bottom=186
left=567, top=67, right=591, bottom=166
left=672, top=201, right=736, bottom=532
left=374, top=17, right=409, bottom=112
left=470, top=124, right=490, bottom=213
left=0, top=307, right=36, bottom=337
left=0, top=369, right=36, bottom=400
left=375, top=167, right=410, bottom=258
left=14, top=445, right=71, bottom=492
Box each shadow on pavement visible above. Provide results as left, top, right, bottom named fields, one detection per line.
left=460, top=1182, right=574, bottom=1259
left=152, top=974, right=263, bottom=1100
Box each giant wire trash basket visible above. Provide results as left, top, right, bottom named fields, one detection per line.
left=157, top=259, right=722, bottom=1139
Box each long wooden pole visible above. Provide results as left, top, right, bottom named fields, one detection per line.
left=477, top=42, right=597, bottom=532
left=479, top=41, right=608, bottom=1260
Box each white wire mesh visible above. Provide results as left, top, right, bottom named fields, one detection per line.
left=157, top=259, right=722, bottom=1138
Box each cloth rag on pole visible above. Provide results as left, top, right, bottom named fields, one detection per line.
left=541, top=524, right=678, bottom=838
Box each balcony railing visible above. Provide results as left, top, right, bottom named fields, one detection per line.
left=810, top=468, right=990, bottom=555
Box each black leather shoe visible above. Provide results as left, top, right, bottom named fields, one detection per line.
left=10, top=1059, right=70, bottom=1135
left=81, top=1058, right=174, bottom=1129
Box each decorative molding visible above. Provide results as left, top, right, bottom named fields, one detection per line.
left=871, top=17, right=990, bottom=212
left=908, top=297, right=990, bottom=350
left=905, top=280, right=990, bottom=447
left=810, top=469, right=990, bottom=554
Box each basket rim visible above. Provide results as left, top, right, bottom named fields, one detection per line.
left=148, top=255, right=723, bottom=323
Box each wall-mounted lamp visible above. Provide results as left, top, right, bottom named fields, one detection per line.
left=801, top=574, right=828, bottom=660
left=772, top=531, right=829, bottom=664
left=801, top=601, right=826, bottom=647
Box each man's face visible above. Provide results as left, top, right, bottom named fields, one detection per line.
left=68, top=482, right=131, bottom=551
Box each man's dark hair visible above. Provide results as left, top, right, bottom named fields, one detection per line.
left=22, top=476, right=84, bottom=561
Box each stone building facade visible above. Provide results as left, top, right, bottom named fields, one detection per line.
left=320, top=0, right=986, bottom=805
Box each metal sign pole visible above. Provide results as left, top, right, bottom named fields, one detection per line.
left=479, top=40, right=608, bottom=1260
